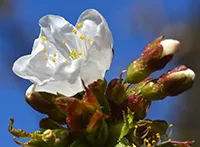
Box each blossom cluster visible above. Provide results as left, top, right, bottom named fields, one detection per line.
left=9, top=9, right=195, bottom=147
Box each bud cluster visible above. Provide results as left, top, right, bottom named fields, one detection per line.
left=9, top=37, right=195, bottom=147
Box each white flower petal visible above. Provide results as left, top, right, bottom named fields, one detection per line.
left=171, top=68, right=196, bottom=81
left=13, top=39, right=66, bottom=83
left=76, top=9, right=113, bottom=50
left=160, top=39, right=180, bottom=57
left=80, top=42, right=112, bottom=85
left=35, top=59, right=84, bottom=96
left=13, top=42, right=55, bottom=83
left=77, top=9, right=113, bottom=85
left=39, top=15, right=86, bottom=57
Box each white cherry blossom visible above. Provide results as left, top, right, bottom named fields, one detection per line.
left=13, top=9, right=113, bottom=96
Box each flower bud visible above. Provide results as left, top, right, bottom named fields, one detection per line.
left=141, top=65, right=195, bottom=100
left=125, top=36, right=180, bottom=83
left=127, top=94, right=151, bottom=120
left=25, top=84, right=51, bottom=114
left=106, top=70, right=128, bottom=103
left=106, top=78, right=127, bottom=103
left=25, top=84, right=66, bottom=123
left=157, top=65, right=195, bottom=96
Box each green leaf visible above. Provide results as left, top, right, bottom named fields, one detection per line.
left=115, top=142, right=129, bottom=147
left=107, top=121, right=124, bottom=147
left=85, top=118, right=108, bottom=146
left=151, top=120, right=168, bottom=135
left=119, top=109, right=134, bottom=140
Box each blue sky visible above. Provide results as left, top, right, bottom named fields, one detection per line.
left=0, top=0, right=193, bottom=146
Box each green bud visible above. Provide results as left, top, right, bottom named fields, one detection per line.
left=127, top=94, right=151, bottom=120
left=106, top=78, right=127, bottom=103
left=125, top=36, right=180, bottom=83
left=106, top=70, right=129, bottom=103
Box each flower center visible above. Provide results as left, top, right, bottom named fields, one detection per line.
left=40, top=23, right=92, bottom=63
left=134, top=123, right=174, bottom=147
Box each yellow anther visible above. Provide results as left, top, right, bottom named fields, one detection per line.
left=52, top=58, right=56, bottom=62
left=72, top=29, right=77, bottom=34
left=41, top=36, right=46, bottom=42
left=168, top=138, right=172, bottom=142
left=156, top=133, right=160, bottom=136
left=152, top=140, right=156, bottom=145
left=53, top=53, right=57, bottom=57
left=78, top=51, right=82, bottom=56
left=148, top=137, right=151, bottom=141
left=42, top=48, right=46, bottom=53
left=147, top=143, right=151, bottom=147
left=134, top=125, right=138, bottom=129
left=68, top=50, right=78, bottom=59
left=65, top=59, right=68, bottom=62
left=77, top=23, right=83, bottom=28
left=156, top=133, right=160, bottom=139
left=87, top=38, right=92, bottom=43
left=71, top=49, right=78, bottom=59
left=169, top=124, right=173, bottom=128
left=44, top=57, right=47, bottom=61
left=80, top=35, right=84, bottom=40
left=147, top=126, right=151, bottom=130
left=152, top=136, right=155, bottom=139
left=156, top=135, right=160, bottom=139
left=62, top=41, right=66, bottom=45
left=144, top=138, right=149, bottom=143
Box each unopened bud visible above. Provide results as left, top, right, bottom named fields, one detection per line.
left=106, top=71, right=128, bottom=103
left=141, top=65, right=195, bottom=100
left=25, top=84, right=66, bottom=123
left=106, top=78, right=127, bottom=103
left=158, top=65, right=195, bottom=96
left=125, top=37, right=180, bottom=83
left=25, top=84, right=51, bottom=114
left=127, top=94, right=151, bottom=119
